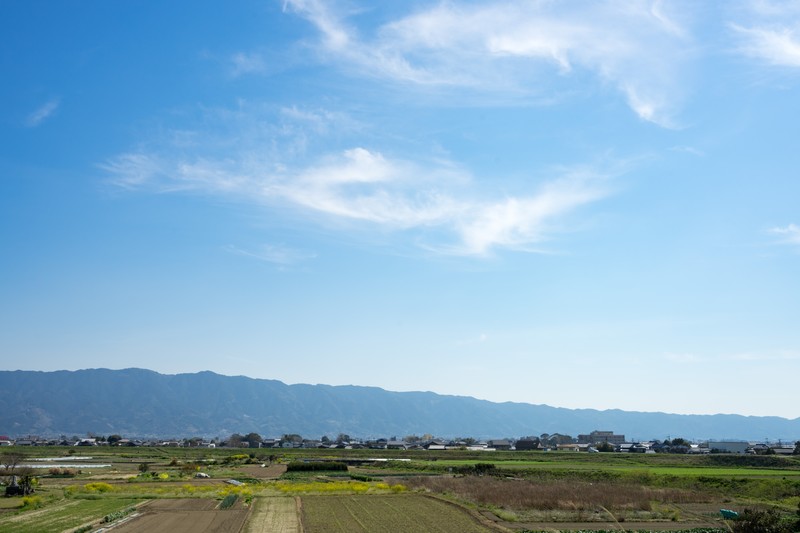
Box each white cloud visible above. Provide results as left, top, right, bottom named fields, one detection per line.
left=25, top=98, right=60, bottom=127
left=226, top=244, right=316, bottom=266
left=769, top=223, right=800, bottom=245
left=231, top=52, right=267, bottom=76
left=732, top=24, right=800, bottom=67
left=283, top=0, right=695, bottom=126
left=102, top=104, right=617, bottom=256
left=731, top=1, right=800, bottom=67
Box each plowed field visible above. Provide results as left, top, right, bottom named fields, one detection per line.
left=243, top=496, right=300, bottom=533
left=300, top=494, right=495, bottom=532
left=110, top=498, right=249, bottom=533
left=237, top=464, right=287, bottom=479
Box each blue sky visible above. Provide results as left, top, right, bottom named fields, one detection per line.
left=2, top=0, right=800, bottom=419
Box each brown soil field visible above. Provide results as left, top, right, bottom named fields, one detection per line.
left=300, top=493, right=498, bottom=532
left=242, top=496, right=300, bottom=533
left=110, top=498, right=249, bottom=533
left=237, top=464, right=287, bottom=479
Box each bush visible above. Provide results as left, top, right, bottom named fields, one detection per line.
left=286, top=461, right=348, bottom=472
left=84, top=482, right=114, bottom=493
left=48, top=467, right=77, bottom=477
left=219, top=494, right=238, bottom=509
left=731, top=507, right=793, bottom=533
left=455, top=463, right=497, bottom=476
left=21, top=495, right=43, bottom=509
left=103, top=507, right=136, bottom=523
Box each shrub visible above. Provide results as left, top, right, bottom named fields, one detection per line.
left=21, top=495, right=43, bottom=509
left=219, top=494, right=238, bottom=509
left=731, top=507, right=793, bottom=533
left=286, top=461, right=348, bottom=472
left=103, top=507, right=136, bottom=523
left=84, top=482, right=114, bottom=493
left=48, top=467, right=77, bottom=477
left=455, top=463, right=497, bottom=476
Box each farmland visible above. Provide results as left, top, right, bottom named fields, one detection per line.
left=300, top=493, right=496, bottom=532
left=1, top=446, right=799, bottom=532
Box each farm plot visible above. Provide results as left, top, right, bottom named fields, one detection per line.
left=0, top=497, right=139, bottom=533
left=110, top=498, right=249, bottom=533
left=238, top=463, right=287, bottom=480
left=243, top=496, right=300, bottom=533
left=300, top=493, right=496, bottom=532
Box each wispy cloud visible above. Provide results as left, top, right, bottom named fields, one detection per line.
left=457, top=333, right=489, bottom=346
left=727, top=350, right=800, bottom=362
left=226, top=244, right=316, bottom=266
left=230, top=51, right=267, bottom=76
left=731, top=1, right=800, bottom=67
left=25, top=98, right=60, bottom=127
left=283, top=0, right=695, bottom=126
left=665, top=349, right=800, bottom=363
left=102, top=103, right=618, bottom=256
left=768, top=223, right=800, bottom=245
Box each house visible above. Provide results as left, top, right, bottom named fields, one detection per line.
left=487, top=439, right=512, bottom=451
left=386, top=440, right=407, bottom=450
left=515, top=438, right=540, bottom=451
left=770, top=445, right=795, bottom=455
left=708, top=441, right=750, bottom=454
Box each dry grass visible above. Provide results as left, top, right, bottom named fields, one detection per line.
left=397, top=476, right=709, bottom=512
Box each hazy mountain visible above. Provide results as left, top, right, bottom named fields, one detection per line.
left=1, top=368, right=798, bottom=441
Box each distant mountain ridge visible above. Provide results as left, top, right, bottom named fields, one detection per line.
left=1, top=368, right=798, bottom=441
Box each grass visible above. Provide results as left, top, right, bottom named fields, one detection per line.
left=0, top=497, right=139, bottom=533
left=399, top=475, right=708, bottom=513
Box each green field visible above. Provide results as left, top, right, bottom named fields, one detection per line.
left=0, top=497, right=139, bottom=533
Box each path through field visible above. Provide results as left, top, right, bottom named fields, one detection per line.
left=243, top=496, right=300, bottom=533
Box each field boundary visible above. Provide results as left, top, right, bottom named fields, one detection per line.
left=295, top=496, right=305, bottom=533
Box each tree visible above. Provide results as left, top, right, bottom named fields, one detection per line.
left=226, top=433, right=245, bottom=447
left=107, top=434, right=123, bottom=445
left=282, top=434, right=302, bottom=445
left=596, top=441, right=614, bottom=452
left=2, top=451, right=24, bottom=473
left=793, top=441, right=800, bottom=455
left=321, top=436, right=330, bottom=444
left=336, top=433, right=351, bottom=444
left=244, top=432, right=262, bottom=448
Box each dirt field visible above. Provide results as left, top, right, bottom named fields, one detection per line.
left=300, top=493, right=497, bottom=532
left=110, top=498, right=249, bottom=533
left=237, top=464, right=287, bottom=480
left=243, top=496, right=300, bottom=533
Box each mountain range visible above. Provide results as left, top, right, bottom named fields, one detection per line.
left=1, top=368, right=798, bottom=441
